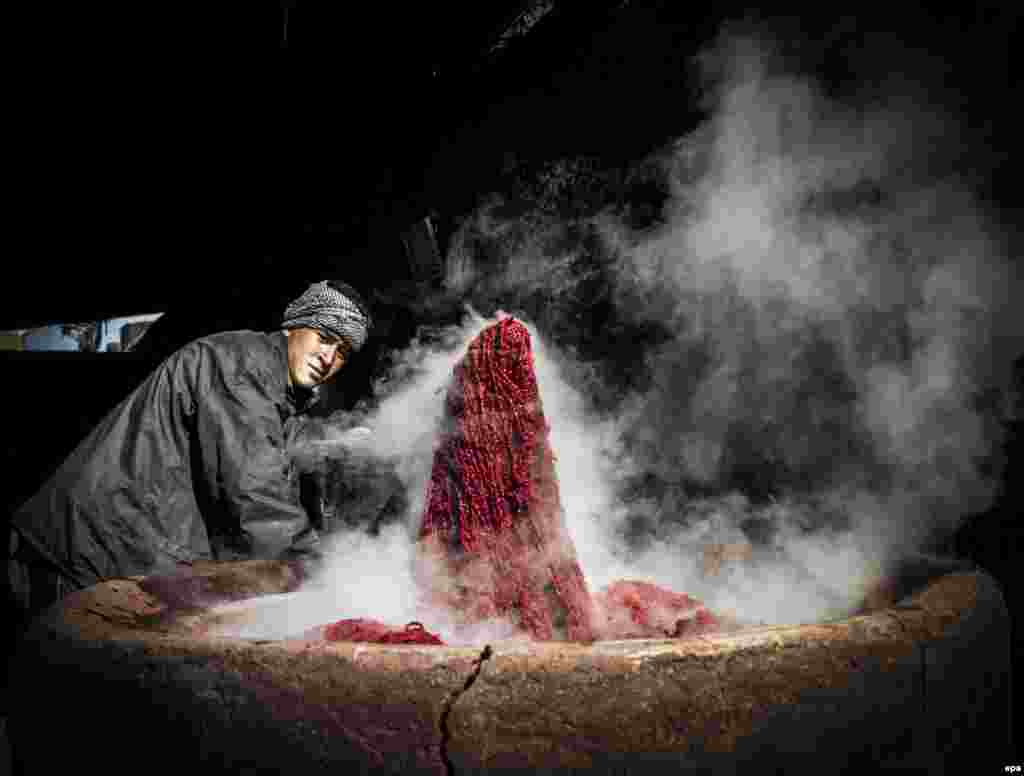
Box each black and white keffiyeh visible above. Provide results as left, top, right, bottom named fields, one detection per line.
left=281, top=281, right=372, bottom=351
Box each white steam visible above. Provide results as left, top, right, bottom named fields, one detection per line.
left=609, top=32, right=1016, bottom=623
left=437, top=29, right=1016, bottom=627
left=225, top=28, right=1019, bottom=640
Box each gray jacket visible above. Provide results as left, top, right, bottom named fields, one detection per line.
left=10, top=330, right=320, bottom=590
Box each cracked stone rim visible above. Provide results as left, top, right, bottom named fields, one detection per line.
left=9, top=558, right=1013, bottom=774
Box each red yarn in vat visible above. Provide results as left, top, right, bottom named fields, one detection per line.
left=323, top=619, right=444, bottom=645
left=323, top=317, right=720, bottom=645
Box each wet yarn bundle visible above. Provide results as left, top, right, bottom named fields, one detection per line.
left=594, top=580, right=720, bottom=639
left=322, top=619, right=444, bottom=645
left=415, top=317, right=596, bottom=642
left=318, top=316, right=721, bottom=645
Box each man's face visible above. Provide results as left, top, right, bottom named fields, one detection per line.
left=285, top=327, right=352, bottom=388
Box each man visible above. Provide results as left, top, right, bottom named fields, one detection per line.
left=5, top=279, right=372, bottom=619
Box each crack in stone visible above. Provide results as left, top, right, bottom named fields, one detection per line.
left=440, top=644, right=493, bottom=776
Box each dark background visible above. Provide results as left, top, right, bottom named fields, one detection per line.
left=8, top=1, right=1019, bottom=329
left=3, top=0, right=1021, bottom=758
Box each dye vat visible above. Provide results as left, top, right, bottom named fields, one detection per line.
left=6, top=555, right=1012, bottom=775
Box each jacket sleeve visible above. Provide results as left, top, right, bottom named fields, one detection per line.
left=188, top=342, right=319, bottom=561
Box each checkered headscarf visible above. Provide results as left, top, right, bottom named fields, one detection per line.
left=281, top=280, right=372, bottom=352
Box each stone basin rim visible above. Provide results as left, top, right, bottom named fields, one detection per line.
left=12, top=558, right=1010, bottom=776
left=39, top=557, right=988, bottom=661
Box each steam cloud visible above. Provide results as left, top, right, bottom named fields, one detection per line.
left=226, top=28, right=1020, bottom=640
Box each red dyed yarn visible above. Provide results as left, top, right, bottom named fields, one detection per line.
left=593, top=580, right=721, bottom=639
left=323, top=619, right=444, bottom=645
left=420, top=317, right=540, bottom=549
left=318, top=316, right=722, bottom=646
left=417, top=317, right=596, bottom=642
